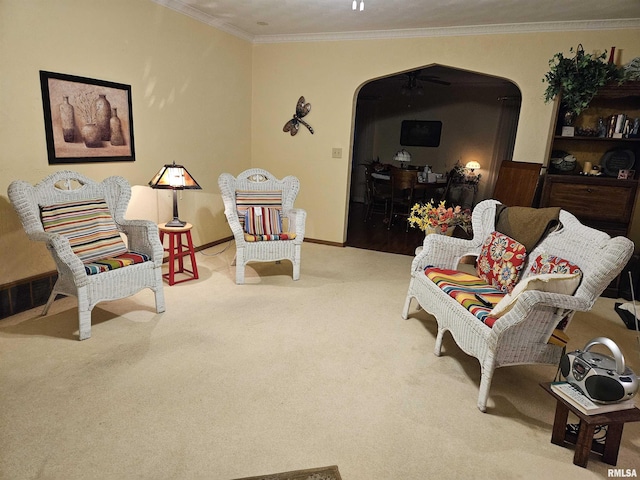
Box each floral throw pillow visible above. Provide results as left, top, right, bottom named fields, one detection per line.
left=529, top=253, right=582, bottom=276
left=476, top=231, right=527, bottom=293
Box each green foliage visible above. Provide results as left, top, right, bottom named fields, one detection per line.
left=542, top=45, right=624, bottom=116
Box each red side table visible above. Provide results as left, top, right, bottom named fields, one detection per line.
left=158, top=222, right=199, bottom=285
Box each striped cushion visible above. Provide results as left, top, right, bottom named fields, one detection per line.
left=244, top=206, right=282, bottom=235
left=425, top=267, right=504, bottom=326
left=235, top=190, right=282, bottom=227
left=244, top=232, right=297, bottom=242
left=84, top=251, right=150, bottom=275
left=41, top=199, right=127, bottom=263
left=425, top=267, right=569, bottom=346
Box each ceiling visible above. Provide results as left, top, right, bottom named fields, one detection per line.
left=153, top=0, right=640, bottom=43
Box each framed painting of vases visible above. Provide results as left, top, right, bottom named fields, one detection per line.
left=39, top=71, right=135, bottom=164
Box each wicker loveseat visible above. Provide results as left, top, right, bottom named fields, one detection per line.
left=402, top=199, right=634, bottom=412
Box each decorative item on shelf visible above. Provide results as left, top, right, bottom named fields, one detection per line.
left=543, top=44, right=625, bottom=118
left=600, top=148, right=636, bottom=177
left=393, top=148, right=411, bottom=169
left=549, top=150, right=577, bottom=174
left=575, top=127, right=598, bottom=137
left=408, top=200, right=472, bottom=235
left=149, top=161, right=202, bottom=227
left=623, top=57, right=640, bottom=80
left=283, top=96, right=314, bottom=136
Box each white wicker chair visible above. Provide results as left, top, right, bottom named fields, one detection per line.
left=8, top=171, right=166, bottom=340
left=218, top=168, right=306, bottom=284
left=402, top=199, right=634, bottom=411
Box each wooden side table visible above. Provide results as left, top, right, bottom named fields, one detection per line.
left=158, top=222, right=199, bottom=286
left=540, top=382, right=640, bottom=468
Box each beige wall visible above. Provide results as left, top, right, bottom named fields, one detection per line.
left=0, top=0, right=252, bottom=284
left=1, top=0, right=639, bottom=285
left=252, top=32, right=640, bottom=244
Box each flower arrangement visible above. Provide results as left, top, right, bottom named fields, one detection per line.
left=408, top=200, right=472, bottom=234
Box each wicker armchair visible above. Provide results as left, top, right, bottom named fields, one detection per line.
left=218, top=168, right=306, bottom=284
left=402, top=199, right=634, bottom=411
left=8, top=171, right=165, bottom=340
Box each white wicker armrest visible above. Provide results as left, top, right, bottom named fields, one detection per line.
left=489, top=290, right=588, bottom=339
left=118, top=220, right=164, bottom=266
left=37, top=232, right=90, bottom=285
left=411, top=235, right=480, bottom=273
left=224, top=210, right=247, bottom=244
left=287, top=208, right=307, bottom=238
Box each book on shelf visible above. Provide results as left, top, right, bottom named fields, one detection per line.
left=550, top=381, right=637, bottom=415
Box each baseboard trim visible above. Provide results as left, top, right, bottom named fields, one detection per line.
left=0, top=235, right=342, bottom=320
left=304, top=237, right=345, bottom=247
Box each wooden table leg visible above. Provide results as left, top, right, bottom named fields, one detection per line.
left=602, top=423, right=624, bottom=466
left=574, top=421, right=596, bottom=468
left=551, top=401, right=570, bottom=446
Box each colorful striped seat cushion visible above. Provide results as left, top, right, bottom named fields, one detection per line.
left=244, top=206, right=283, bottom=235
left=84, top=251, right=150, bottom=275
left=235, top=190, right=282, bottom=228
left=244, top=232, right=297, bottom=242
left=40, top=198, right=128, bottom=263
left=425, top=267, right=569, bottom=346
left=425, top=267, right=504, bottom=327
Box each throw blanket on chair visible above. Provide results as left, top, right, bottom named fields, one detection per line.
left=495, top=205, right=561, bottom=253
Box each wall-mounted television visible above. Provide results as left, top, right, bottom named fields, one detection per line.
left=400, top=120, right=442, bottom=147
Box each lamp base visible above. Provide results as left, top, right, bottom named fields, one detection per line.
left=165, top=218, right=187, bottom=228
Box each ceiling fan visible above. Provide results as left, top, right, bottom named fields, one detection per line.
left=400, top=69, right=450, bottom=95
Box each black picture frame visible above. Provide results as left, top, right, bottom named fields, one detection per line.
left=400, top=120, right=442, bottom=147
left=39, top=70, right=135, bottom=164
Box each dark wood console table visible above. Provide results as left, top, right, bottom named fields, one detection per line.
left=540, top=382, right=640, bottom=468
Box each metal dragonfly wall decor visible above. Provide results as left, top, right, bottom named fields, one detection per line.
left=283, top=96, right=314, bottom=136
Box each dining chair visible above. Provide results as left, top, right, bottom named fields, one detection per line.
left=364, top=165, right=391, bottom=222
left=387, top=167, right=418, bottom=231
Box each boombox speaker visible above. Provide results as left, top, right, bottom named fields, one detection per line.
left=560, top=337, right=638, bottom=404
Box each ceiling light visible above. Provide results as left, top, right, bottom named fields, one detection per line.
left=353, top=0, right=364, bottom=11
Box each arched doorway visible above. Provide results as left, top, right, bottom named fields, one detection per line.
left=347, top=64, right=521, bottom=255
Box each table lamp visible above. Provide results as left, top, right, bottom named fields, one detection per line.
left=393, top=149, right=412, bottom=169
left=465, top=161, right=481, bottom=172
left=149, top=161, right=201, bottom=227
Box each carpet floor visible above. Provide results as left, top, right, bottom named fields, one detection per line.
left=0, top=243, right=638, bottom=479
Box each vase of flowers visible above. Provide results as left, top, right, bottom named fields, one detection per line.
left=408, top=200, right=472, bottom=235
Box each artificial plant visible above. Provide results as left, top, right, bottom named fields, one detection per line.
left=542, top=45, right=625, bottom=116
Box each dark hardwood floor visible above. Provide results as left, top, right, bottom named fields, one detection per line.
left=345, top=202, right=425, bottom=256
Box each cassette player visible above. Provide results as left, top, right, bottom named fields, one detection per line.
left=560, top=337, right=638, bottom=404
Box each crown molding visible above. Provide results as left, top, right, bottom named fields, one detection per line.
left=151, top=0, right=254, bottom=42
left=150, top=1, right=640, bottom=45
left=253, top=19, right=640, bottom=44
